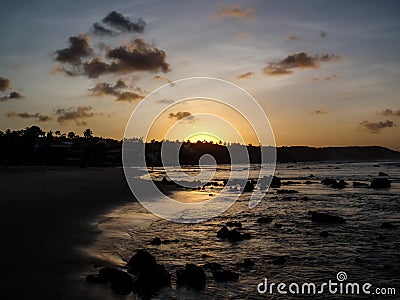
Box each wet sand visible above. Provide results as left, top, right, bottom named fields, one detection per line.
left=0, top=167, right=134, bottom=299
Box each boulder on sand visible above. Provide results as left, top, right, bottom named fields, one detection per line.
left=127, top=250, right=171, bottom=293
left=176, top=263, right=206, bottom=289
left=97, top=267, right=133, bottom=295
left=127, top=250, right=156, bottom=273
left=311, top=212, right=345, bottom=224
left=353, top=182, right=369, bottom=188
left=378, top=172, right=388, bottom=177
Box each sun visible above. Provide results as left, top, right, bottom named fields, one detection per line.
left=187, top=132, right=223, bottom=144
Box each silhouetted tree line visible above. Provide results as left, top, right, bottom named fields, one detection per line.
left=1, top=126, right=399, bottom=167
left=0, top=126, right=121, bottom=167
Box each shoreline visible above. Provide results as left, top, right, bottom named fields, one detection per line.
left=0, top=166, right=134, bottom=299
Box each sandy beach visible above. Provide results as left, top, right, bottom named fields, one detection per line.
left=0, top=167, right=134, bottom=299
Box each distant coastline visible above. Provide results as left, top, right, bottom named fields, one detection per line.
left=1, top=126, right=399, bottom=167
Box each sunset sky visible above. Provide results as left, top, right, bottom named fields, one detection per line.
left=0, top=0, right=399, bottom=149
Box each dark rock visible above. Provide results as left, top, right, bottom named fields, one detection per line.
left=353, top=182, right=369, bottom=187
left=203, top=262, right=222, bottom=271
left=257, top=216, right=273, bottom=224
left=133, top=263, right=171, bottom=293
left=243, top=180, right=255, bottom=192
left=270, top=176, right=281, bottom=188
left=127, top=250, right=157, bottom=273
left=227, top=228, right=243, bottom=241
left=243, top=258, right=255, bottom=267
left=150, top=237, right=162, bottom=245
left=277, top=189, right=299, bottom=194
left=98, top=268, right=133, bottom=295
left=217, top=226, right=230, bottom=239
left=380, top=222, right=396, bottom=229
left=311, top=212, right=345, bottom=224
left=304, top=180, right=313, bottom=184
left=242, top=232, right=252, bottom=240
left=370, top=178, right=391, bottom=189
left=217, top=226, right=251, bottom=241
left=379, top=172, right=388, bottom=177
left=86, top=274, right=107, bottom=284
left=331, top=180, right=347, bottom=189
left=272, top=257, right=286, bottom=265
left=176, top=263, right=206, bottom=289
left=321, top=178, right=337, bottom=186
left=274, top=223, right=283, bottom=228
left=226, top=221, right=242, bottom=228
left=320, top=231, right=329, bottom=237
left=213, top=270, right=239, bottom=282
left=110, top=271, right=134, bottom=295
left=301, top=196, right=309, bottom=201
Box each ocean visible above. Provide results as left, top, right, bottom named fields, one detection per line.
left=84, top=161, right=400, bottom=299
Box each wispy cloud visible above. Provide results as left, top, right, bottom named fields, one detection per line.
left=157, top=98, right=174, bottom=104
left=360, top=120, right=395, bottom=134
left=263, top=52, right=340, bottom=76
left=310, top=110, right=328, bottom=115
left=6, top=111, right=51, bottom=122
left=312, top=74, right=339, bottom=81
left=153, top=75, right=174, bottom=86
left=55, top=106, right=96, bottom=126
left=1, top=91, right=24, bottom=102
left=379, top=109, right=400, bottom=117
left=237, top=71, right=254, bottom=79
left=212, top=3, right=255, bottom=20
left=287, top=34, right=299, bottom=41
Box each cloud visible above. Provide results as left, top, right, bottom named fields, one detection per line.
left=88, top=79, right=144, bottom=102
left=55, top=105, right=95, bottom=126
left=379, top=109, right=400, bottom=117
left=91, top=23, right=116, bottom=36
left=157, top=98, right=174, bottom=104
left=79, top=39, right=170, bottom=78
left=237, top=71, right=254, bottom=79
left=212, top=3, right=255, bottom=20
left=312, top=74, right=339, bottom=81
left=320, top=31, right=328, bottom=38
left=0, top=76, right=11, bottom=92
left=102, top=11, right=145, bottom=33
left=360, top=120, right=395, bottom=134
left=263, top=52, right=340, bottom=76
left=153, top=75, right=174, bottom=85
left=6, top=111, right=51, bottom=122
left=54, top=34, right=93, bottom=65
left=1, top=91, right=24, bottom=101
left=287, top=34, right=299, bottom=40
left=168, top=111, right=194, bottom=122
left=311, top=110, right=328, bottom=115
